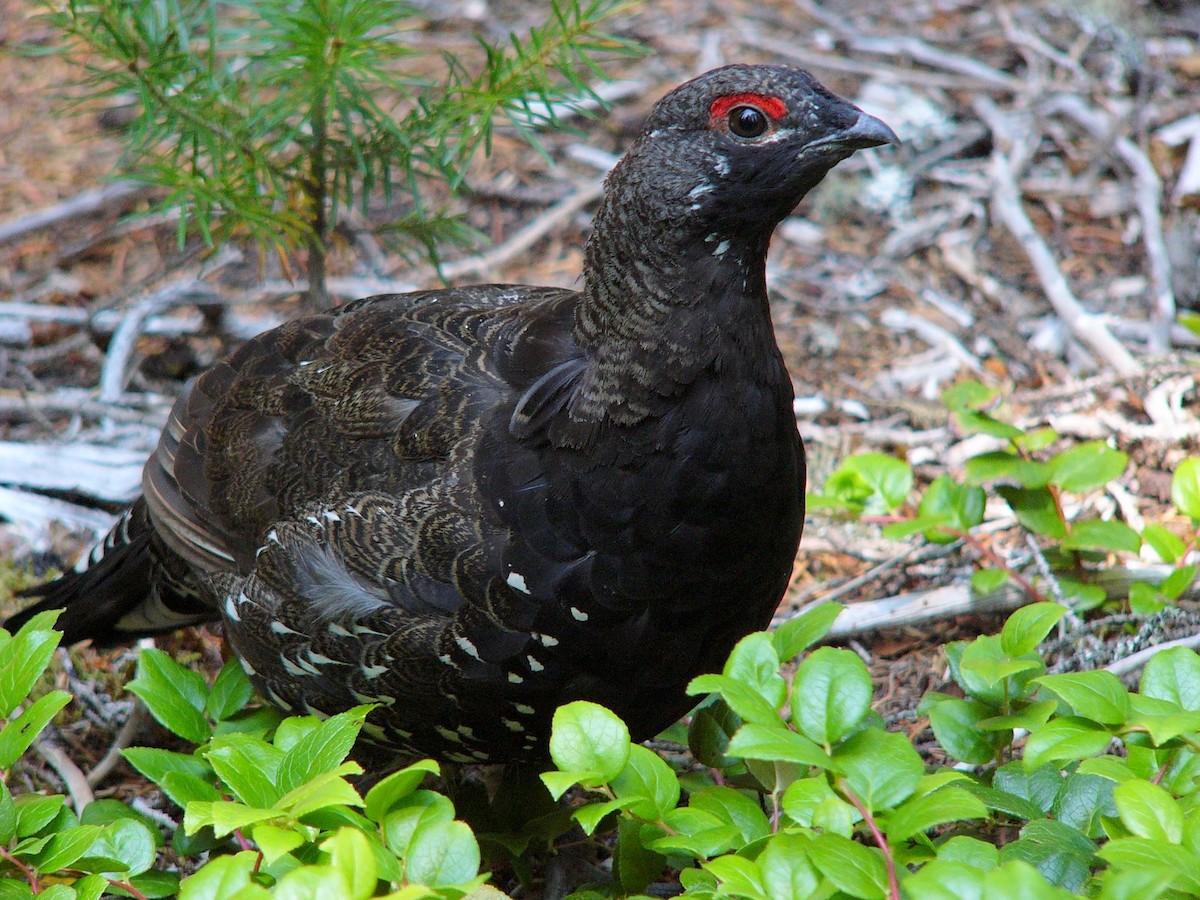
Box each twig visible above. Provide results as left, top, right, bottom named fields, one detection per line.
left=439, top=179, right=605, bottom=283
left=34, top=740, right=95, bottom=811
left=880, top=308, right=984, bottom=374
left=98, top=247, right=239, bottom=403
left=0, top=388, right=172, bottom=426
left=252, top=276, right=420, bottom=301
left=974, top=97, right=1143, bottom=377
left=806, top=563, right=1182, bottom=639
left=0, top=183, right=149, bottom=248
left=1042, top=94, right=1177, bottom=353
left=1104, top=633, right=1200, bottom=679
left=88, top=699, right=148, bottom=788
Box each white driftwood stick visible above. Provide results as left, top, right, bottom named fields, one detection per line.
left=814, top=563, right=1181, bottom=640
left=1044, top=95, right=1176, bottom=353
left=0, top=183, right=148, bottom=247
left=0, top=485, right=116, bottom=538
left=0, top=441, right=144, bottom=502
left=987, top=149, right=1143, bottom=377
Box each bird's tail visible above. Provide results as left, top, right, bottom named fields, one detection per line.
left=6, top=498, right=215, bottom=646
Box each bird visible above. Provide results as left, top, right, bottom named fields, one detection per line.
left=8, top=64, right=896, bottom=766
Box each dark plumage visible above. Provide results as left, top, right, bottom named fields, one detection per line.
left=9, top=65, right=896, bottom=765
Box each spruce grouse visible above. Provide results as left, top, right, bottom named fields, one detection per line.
left=9, top=65, right=896, bottom=765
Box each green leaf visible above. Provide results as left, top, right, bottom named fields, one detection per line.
left=926, top=696, right=1007, bottom=765
left=613, top=815, right=666, bottom=894
left=1129, top=581, right=1168, bottom=615
left=123, top=747, right=213, bottom=790
left=127, top=648, right=211, bottom=744
left=29, top=824, right=103, bottom=874
left=277, top=764, right=363, bottom=819
left=726, top=723, right=831, bottom=768
left=918, top=475, right=986, bottom=539
left=323, top=826, right=378, bottom=900
left=14, top=792, right=66, bottom=837
left=772, top=603, right=843, bottom=662
left=996, top=485, right=1066, bottom=539
left=994, top=762, right=1066, bottom=814
left=1062, top=519, right=1141, bottom=553
left=0, top=690, right=71, bottom=770
left=405, top=819, right=480, bottom=887
left=972, top=567, right=1011, bottom=595
left=978, top=699, right=1057, bottom=733
left=690, top=786, right=771, bottom=844
left=791, top=647, right=873, bottom=745
left=610, top=743, right=680, bottom=820
left=780, top=777, right=850, bottom=828
left=900, top=859, right=985, bottom=899
left=1161, top=564, right=1197, bottom=600
left=382, top=790, right=455, bottom=857
left=653, top=806, right=741, bottom=858
left=1171, top=459, right=1200, bottom=521
left=0, top=782, right=15, bottom=846
left=547, top=701, right=630, bottom=784
left=964, top=451, right=1050, bottom=488
left=276, top=706, right=369, bottom=794
left=160, top=772, right=222, bottom=809
left=942, top=379, right=999, bottom=412
left=885, top=786, right=987, bottom=842
left=205, top=659, right=255, bottom=722
left=364, top=759, right=440, bottom=823
left=571, top=797, right=638, bottom=835
left=1057, top=577, right=1108, bottom=612
left=204, top=733, right=283, bottom=809
left=247, top=823, right=302, bottom=865
left=1098, top=838, right=1200, bottom=895
left=1001, top=602, right=1068, bottom=656
left=1052, top=773, right=1115, bottom=838
left=1047, top=442, right=1128, bottom=492
left=724, top=632, right=786, bottom=709
left=834, top=727, right=923, bottom=812
left=1033, top=671, right=1130, bottom=725
left=177, top=851, right=264, bottom=900
left=75, top=818, right=156, bottom=876
left=1141, top=647, right=1200, bottom=709
left=1141, top=524, right=1186, bottom=564
left=0, top=615, right=61, bottom=718
left=954, top=409, right=1024, bottom=440
left=185, top=800, right=276, bottom=839
left=947, top=636, right=1041, bottom=706
left=1000, top=819, right=1095, bottom=893
left=688, top=673, right=783, bottom=726
left=702, top=854, right=768, bottom=900
left=755, top=832, right=819, bottom=900
left=809, top=832, right=889, bottom=898
left=1113, top=780, right=1183, bottom=843
left=688, top=696, right=742, bottom=768
left=940, top=834, right=1000, bottom=870
left=840, top=453, right=913, bottom=512
left=1023, top=716, right=1113, bottom=769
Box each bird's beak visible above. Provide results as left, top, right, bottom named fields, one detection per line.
left=839, top=111, right=901, bottom=149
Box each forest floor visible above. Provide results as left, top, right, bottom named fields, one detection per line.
left=1, top=0, right=1199, bottom=881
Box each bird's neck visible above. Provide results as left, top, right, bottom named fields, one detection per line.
left=567, top=188, right=786, bottom=430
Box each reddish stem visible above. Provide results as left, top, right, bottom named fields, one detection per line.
left=838, top=782, right=900, bottom=900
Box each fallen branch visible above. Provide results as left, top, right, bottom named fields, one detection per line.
left=439, top=178, right=605, bottom=282
left=33, top=741, right=94, bottom=812
left=1043, top=94, right=1177, bottom=353
left=0, top=183, right=149, bottom=248
left=974, top=97, right=1143, bottom=377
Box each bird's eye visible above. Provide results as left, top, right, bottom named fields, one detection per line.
left=728, top=105, right=769, bottom=139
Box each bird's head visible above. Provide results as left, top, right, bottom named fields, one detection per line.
left=607, top=64, right=898, bottom=241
